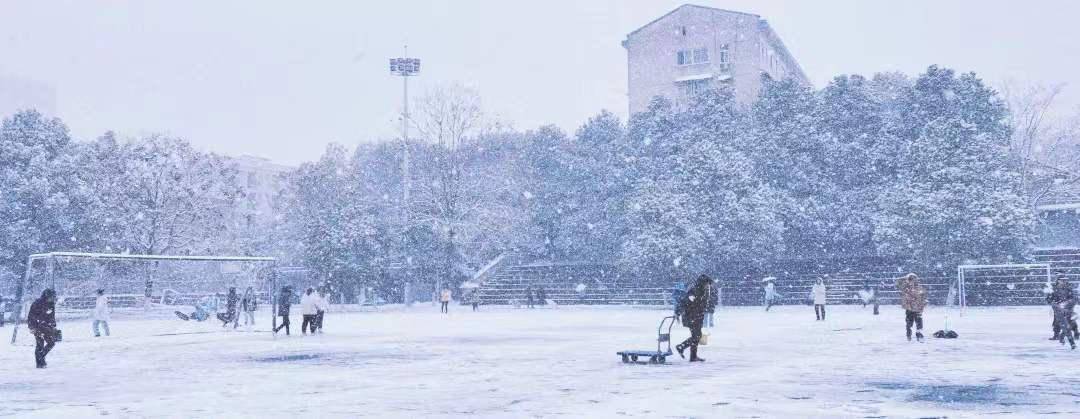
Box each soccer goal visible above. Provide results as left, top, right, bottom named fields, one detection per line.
left=9, top=252, right=277, bottom=344
left=957, top=263, right=1053, bottom=308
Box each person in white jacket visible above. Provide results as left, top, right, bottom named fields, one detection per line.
left=763, top=278, right=782, bottom=311
left=93, top=289, right=111, bottom=337
left=810, top=278, right=827, bottom=321
left=299, top=288, right=319, bottom=335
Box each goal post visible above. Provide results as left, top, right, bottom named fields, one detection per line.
left=956, top=263, right=1053, bottom=309
left=10, top=252, right=277, bottom=344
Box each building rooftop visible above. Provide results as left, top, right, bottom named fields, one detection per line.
left=625, top=4, right=760, bottom=40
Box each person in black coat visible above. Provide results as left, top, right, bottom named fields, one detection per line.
left=28, top=289, right=59, bottom=368
left=1047, top=276, right=1078, bottom=349
left=525, top=286, right=535, bottom=309
left=536, top=286, right=547, bottom=306
left=272, top=286, right=293, bottom=335
left=675, top=275, right=713, bottom=362
left=218, top=287, right=240, bottom=328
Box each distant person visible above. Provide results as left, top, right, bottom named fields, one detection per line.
left=525, top=286, right=535, bottom=309
left=218, top=287, right=240, bottom=328
left=174, top=295, right=219, bottom=322
left=315, top=288, right=328, bottom=333
left=300, top=288, right=319, bottom=335
left=858, top=281, right=879, bottom=315
left=440, top=287, right=452, bottom=314
left=675, top=275, right=713, bottom=363
left=1047, top=275, right=1078, bottom=349
left=28, top=289, right=59, bottom=369
left=763, top=277, right=781, bottom=311
left=536, top=286, right=547, bottom=306
left=896, top=273, right=928, bottom=342
left=577, top=283, right=588, bottom=305
left=241, top=286, right=258, bottom=327
left=468, top=290, right=481, bottom=312
left=811, top=278, right=827, bottom=321
left=92, top=289, right=111, bottom=337
left=272, top=286, right=293, bottom=335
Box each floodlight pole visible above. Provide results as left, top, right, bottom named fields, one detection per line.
left=390, top=46, right=420, bottom=306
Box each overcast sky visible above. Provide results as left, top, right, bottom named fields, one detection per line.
left=2, top=0, right=1078, bottom=165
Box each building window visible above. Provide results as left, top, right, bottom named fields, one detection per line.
left=693, top=48, right=709, bottom=64
left=677, top=50, right=691, bottom=65
left=679, top=78, right=713, bottom=97
left=677, top=47, right=709, bottom=66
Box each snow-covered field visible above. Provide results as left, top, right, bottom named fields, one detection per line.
left=1, top=304, right=1077, bottom=418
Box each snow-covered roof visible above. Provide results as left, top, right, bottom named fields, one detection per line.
left=624, top=4, right=760, bottom=40
left=28, top=252, right=276, bottom=263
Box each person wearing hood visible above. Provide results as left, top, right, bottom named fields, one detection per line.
left=896, top=273, right=928, bottom=342
left=28, top=289, right=59, bottom=368
left=810, top=278, right=827, bottom=321
left=675, top=275, right=714, bottom=363
left=1047, top=275, right=1077, bottom=349
left=92, top=289, right=110, bottom=337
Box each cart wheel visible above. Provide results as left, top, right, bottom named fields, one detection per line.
left=630, top=355, right=639, bottom=362
left=648, top=356, right=658, bottom=364
left=621, top=355, right=629, bottom=363
left=658, top=356, right=666, bottom=364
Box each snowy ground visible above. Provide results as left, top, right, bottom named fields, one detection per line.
left=1, top=304, right=1078, bottom=418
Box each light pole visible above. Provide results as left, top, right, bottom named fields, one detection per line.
left=390, top=49, right=420, bottom=306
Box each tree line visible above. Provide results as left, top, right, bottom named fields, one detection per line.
left=3, top=66, right=1076, bottom=299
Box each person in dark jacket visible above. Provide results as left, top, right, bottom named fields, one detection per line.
left=675, top=275, right=713, bottom=362
left=525, top=286, right=535, bottom=309
left=218, top=287, right=240, bottom=328
left=28, top=289, right=59, bottom=368
left=536, top=286, right=547, bottom=306
left=1047, top=276, right=1077, bottom=349
left=272, top=286, right=293, bottom=335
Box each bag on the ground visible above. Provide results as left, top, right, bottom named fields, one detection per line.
left=53, top=329, right=63, bottom=342
left=933, top=330, right=958, bottom=339
left=699, top=333, right=709, bottom=346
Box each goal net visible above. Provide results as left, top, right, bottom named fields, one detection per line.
left=957, top=263, right=1053, bottom=307
left=9, top=252, right=276, bottom=344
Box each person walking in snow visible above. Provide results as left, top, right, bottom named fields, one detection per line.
left=1047, top=275, right=1078, bottom=349
left=218, top=287, right=240, bottom=328
left=241, top=286, right=257, bottom=327
left=28, top=289, right=59, bottom=368
left=675, top=275, right=713, bottom=362
left=315, top=288, right=328, bottom=333
left=896, top=273, right=928, bottom=342
left=92, top=289, right=110, bottom=337
left=300, top=287, right=319, bottom=335
left=811, top=278, right=827, bottom=321
left=763, top=277, right=781, bottom=311
left=440, top=287, right=452, bottom=314
left=525, top=286, right=535, bottom=309
left=536, top=286, right=547, bottom=306
left=272, top=286, right=293, bottom=335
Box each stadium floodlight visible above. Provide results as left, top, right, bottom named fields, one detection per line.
left=9, top=252, right=278, bottom=344
left=390, top=47, right=421, bottom=305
